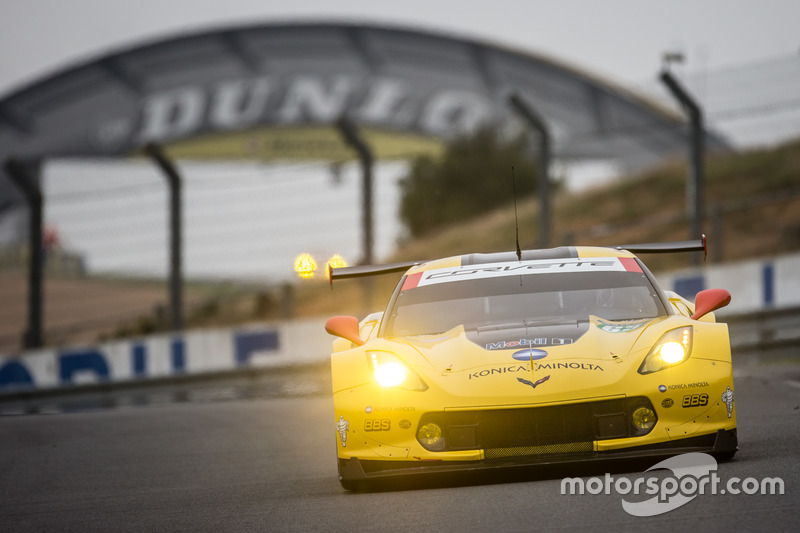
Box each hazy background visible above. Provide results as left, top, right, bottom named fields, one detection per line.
left=2, top=0, right=799, bottom=281
left=3, top=0, right=798, bottom=94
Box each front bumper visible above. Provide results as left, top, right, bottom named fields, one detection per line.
left=334, top=358, right=737, bottom=487
left=338, top=428, right=738, bottom=483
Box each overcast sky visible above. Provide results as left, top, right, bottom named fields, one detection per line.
left=2, top=0, right=799, bottom=96
left=2, top=0, right=798, bottom=278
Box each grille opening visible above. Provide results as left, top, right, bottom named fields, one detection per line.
left=484, top=441, right=594, bottom=460
left=447, top=425, right=478, bottom=450
left=417, top=397, right=656, bottom=452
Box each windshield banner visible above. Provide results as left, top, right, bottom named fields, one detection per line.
left=403, top=258, right=639, bottom=290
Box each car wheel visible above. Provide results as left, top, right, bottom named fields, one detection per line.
left=713, top=450, right=737, bottom=462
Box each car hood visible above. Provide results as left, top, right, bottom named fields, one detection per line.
left=393, top=315, right=670, bottom=402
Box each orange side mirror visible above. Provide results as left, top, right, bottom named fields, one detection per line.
left=325, top=315, right=365, bottom=346
left=691, top=289, right=731, bottom=320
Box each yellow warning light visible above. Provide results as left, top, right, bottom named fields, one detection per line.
left=294, top=253, right=317, bottom=279
left=325, top=254, right=348, bottom=280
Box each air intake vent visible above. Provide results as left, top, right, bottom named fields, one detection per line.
left=484, top=441, right=593, bottom=460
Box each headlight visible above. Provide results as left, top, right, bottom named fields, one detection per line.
left=631, top=406, right=657, bottom=433
left=374, top=360, right=407, bottom=387
left=367, top=351, right=428, bottom=391
left=638, top=327, right=693, bottom=374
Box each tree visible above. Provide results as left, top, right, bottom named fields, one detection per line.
left=399, top=128, right=539, bottom=238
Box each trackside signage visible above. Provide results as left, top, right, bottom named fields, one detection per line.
left=406, top=258, right=639, bottom=289
left=560, top=453, right=784, bottom=516
left=95, top=75, right=495, bottom=152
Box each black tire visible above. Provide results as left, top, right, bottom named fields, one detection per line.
left=713, top=450, right=737, bottom=462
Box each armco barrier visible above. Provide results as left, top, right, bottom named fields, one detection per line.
left=725, top=306, right=800, bottom=354
left=0, top=318, right=330, bottom=395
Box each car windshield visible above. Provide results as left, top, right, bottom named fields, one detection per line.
left=382, top=267, right=666, bottom=337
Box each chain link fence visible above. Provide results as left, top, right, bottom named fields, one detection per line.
left=0, top=158, right=408, bottom=353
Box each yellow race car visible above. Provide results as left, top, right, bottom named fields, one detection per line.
left=326, top=238, right=736, bottom=490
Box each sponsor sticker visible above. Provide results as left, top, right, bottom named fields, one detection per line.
left=535, top=362, right=603, bottom=372
left=469, top=365, right=527, bottom=379
left=364, top=419, right=391, bottom=431
left=410, top=258, right=632, bottom=288
left=667, top=382, right=709, bottom=390
left=681, top=393, right=709, bottom=407
left=661, top=398, right=674, bottom=408
left=468, top=362, right=604, bottom=379
left=722, top=386, right=734, bottom=418
left=335, top=416, right=349, bottom=447
left=399, top=419, right=412, bottom=430
left=487, top=338, right=573, bottom=350
left=659, top=384, right=667, bottom=393
left=512, top=348, right=549, bottom=361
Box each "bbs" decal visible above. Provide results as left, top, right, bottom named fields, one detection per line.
left=364, top=419, right=391, bottom=431
left=682, top=393, right=708, bottom=407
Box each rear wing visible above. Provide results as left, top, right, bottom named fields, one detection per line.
left=615, top=235, right=706, bottom=258
left=329, top=235, right=707, bottom=285
left=328, top=260, right=420, bottom=286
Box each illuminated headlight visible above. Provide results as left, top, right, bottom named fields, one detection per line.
left=367, top=352, right=428, bottom=391
left=659, top=341, right=685, bottom=364
left=638, top=327, right=693, bottom=374
left=374, top=360, right=406, bottom=387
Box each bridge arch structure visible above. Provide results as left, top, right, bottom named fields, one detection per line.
left=0, top=21, right=726, bottom=209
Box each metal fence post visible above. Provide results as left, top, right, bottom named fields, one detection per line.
left=335, top=116, right=374, bottom=266
left=144, top=143, right=183, bottom=331
left=508, top=92, right=551, bottom=249
left=335, top=116, right=375, bottom=312
left=660, top=71, right=705, bottom=265
left=3, top=157, right=44, bottom=348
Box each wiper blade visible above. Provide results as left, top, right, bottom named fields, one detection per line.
left=474, top=318, right=584, bottom=333
left=524, top=318, right=582, bottom=327
left=596, top=316, right=657, bottom=322
left=474, top=322, right=526, bottom=333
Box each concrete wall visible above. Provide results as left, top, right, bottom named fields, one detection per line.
left=0, top=318, right=330, bottom=395
left=655, top=252, right=800, bottom=315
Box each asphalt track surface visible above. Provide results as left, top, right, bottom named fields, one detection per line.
left=1, top=359, right=798, bottom=532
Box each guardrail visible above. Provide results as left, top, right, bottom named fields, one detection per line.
left=725, top=306, right=800, bottom=357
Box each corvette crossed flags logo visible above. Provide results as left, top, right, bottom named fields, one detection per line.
left=517, top=375, right=551, bottom=389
